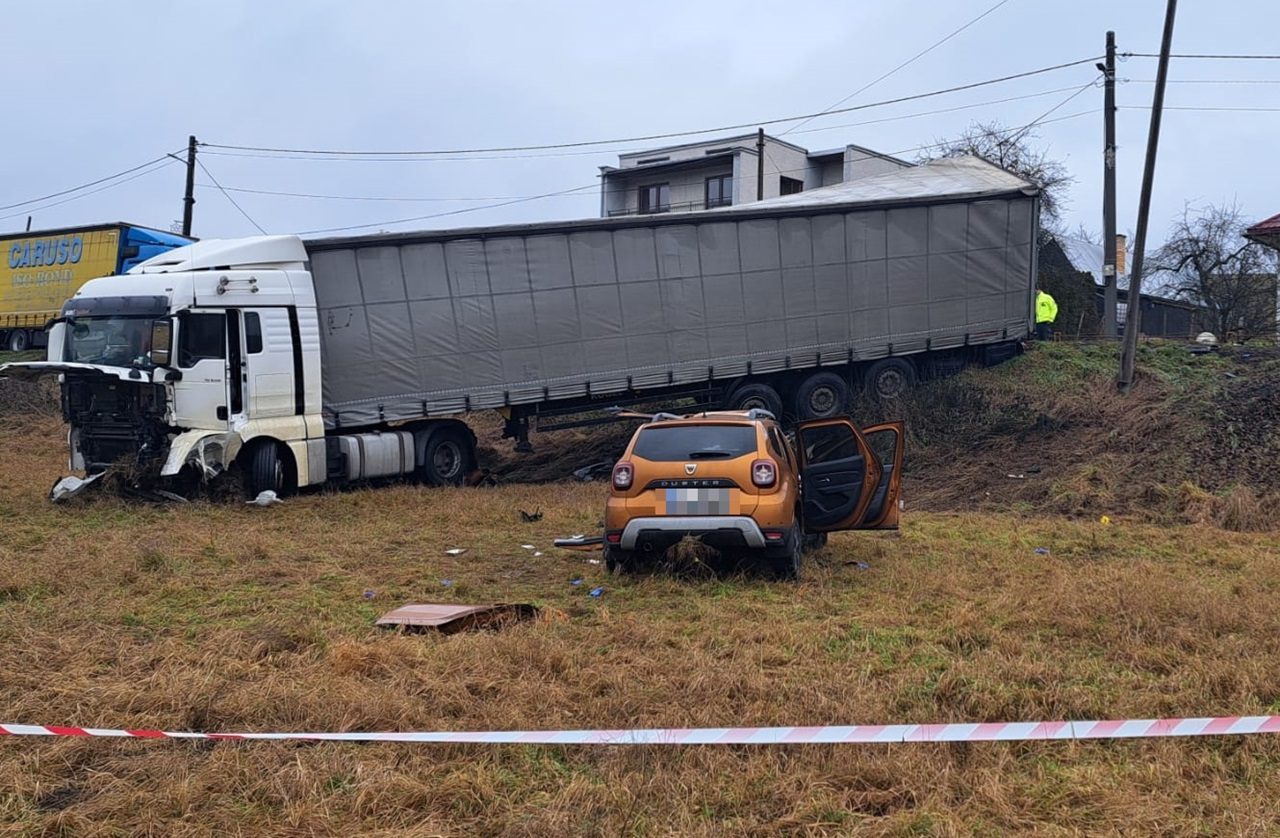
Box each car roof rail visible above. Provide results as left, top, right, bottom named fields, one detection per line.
left=650, top=411, right=683, bottom=422
left=745, top=408, right=777, bottom=421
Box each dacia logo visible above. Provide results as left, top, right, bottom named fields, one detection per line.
left=684, top=463, right=697, bottom=475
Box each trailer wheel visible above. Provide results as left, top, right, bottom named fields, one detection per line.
left=419, top=426, right=474, bottom=486
left=864, top=358, right=916, bottom=401
left=724, top=382, right=783, bottom=418
left=7, top=330, right=30, bottom=352
left=245, top=441, right=288, bottom=498
left=794, top=371, right=849, bottom=420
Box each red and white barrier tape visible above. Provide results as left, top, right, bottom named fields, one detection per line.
left=3, top=716, right=1280, bottom=745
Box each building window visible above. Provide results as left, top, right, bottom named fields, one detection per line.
left=780, top=176, right=804, bottom=196
left=705, top=174, right=732, bottom=209
left=639, top=183, right=670, bottom=214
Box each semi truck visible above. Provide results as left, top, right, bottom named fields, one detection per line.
left=1, top=223, right=192, bottom=352
left=1, top=156, right=1039, bottom=499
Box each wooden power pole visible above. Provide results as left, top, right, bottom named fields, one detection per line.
left=182, top=135, right=197, bottom=237
left=1101, top=31, right=1118, bottom=338
left=1118, top=0, right=1177, bottom=393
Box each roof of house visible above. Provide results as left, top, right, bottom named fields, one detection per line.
left=1245, top=212, right=1280, bottom=248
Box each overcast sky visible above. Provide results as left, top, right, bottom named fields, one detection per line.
left=2, top=1, right=1275, bottom=246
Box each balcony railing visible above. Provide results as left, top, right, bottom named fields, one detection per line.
left=607, top=199, right=732, bottom=217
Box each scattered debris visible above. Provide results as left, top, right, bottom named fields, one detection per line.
left=553, top=534, right=604, bottom=550
left=844, top=561, right=871, bottom=570
left=440, top=579, right=454, bottom=587
left=1100, top=515, right=1112, bottom=526
left=573, top=461, right=613, bottom=482
left=586, top=558, right=601, bottom=565
left=1034, top=547, right=1050, bottom=556
left=519, top=508, right=543, bottom=523
left=1006, top=473, right=1026, bottom=480
left=246, top=490, right=282, bottom=507
left=570, top=578, right=584, bottom=586
left=363, top=590, right=375, bottom=600
left=589, top=587, right=605, bottom=598
left=520, top=544, right=536, bottom=550
left=533, top=551, right=543, bottom=557
left=49, top=472, right=105, bottom=503
left=445, top=548, right=467, bottom=556
left=376, top=603, right=538, bottom=633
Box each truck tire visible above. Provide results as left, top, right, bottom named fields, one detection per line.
left=7, top=329, right=29, bottom=352
left=419, top=426, right=474, bottom=486
left=245, top=441, right=287, bottom=498
left=864, top=358, right=916, bottom=401
left=794, top=371, right=849, bottom=420
left=724, top=382, right=783, bottom=419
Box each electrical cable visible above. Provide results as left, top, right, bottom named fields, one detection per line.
left=0, top=153, right=179, bottom=213
left=781, top=0, right=1016, bottom=135
left=297, top=183, right=600, bottom=236
left=201, top=56, right=1102, bottom=158
left=194, top=158, right=268, bottom=234
left=0, top=160, right=178, bottom=224
left=1126, top=53, right=1280, bottom=60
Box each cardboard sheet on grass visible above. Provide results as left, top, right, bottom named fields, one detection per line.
left=377, top=603, right=538, bottom=633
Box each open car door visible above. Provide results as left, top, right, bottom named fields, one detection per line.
left=795, top=418, right=904, bottom=532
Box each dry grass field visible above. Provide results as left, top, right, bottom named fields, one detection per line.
left=2, top=345, right=1280, bottom=835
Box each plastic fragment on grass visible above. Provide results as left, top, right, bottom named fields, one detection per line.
left=589, top=587, right=604, bottom=598
left=363, top=590, right=375, bottom=599
left=1034, top=547, right=1050, bottom=555
left=445, top=548, right=467, bottom=556
left=440, top=579, right=454, bottom=587
left=521, top=544, right=536, bottom=550
left=570, top=578, right=584, bottom=586
left=376, top=603, right=538, bottom=633
left=1100, top=515, right=1111, bottom=526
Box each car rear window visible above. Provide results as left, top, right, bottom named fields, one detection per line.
left=631, top=425, right=758, bottom=461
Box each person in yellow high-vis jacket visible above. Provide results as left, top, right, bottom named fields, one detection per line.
left=1035, top=287, right=1058, bottom=341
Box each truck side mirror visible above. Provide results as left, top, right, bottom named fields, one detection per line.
left=149, top=319, right=173, bottom=366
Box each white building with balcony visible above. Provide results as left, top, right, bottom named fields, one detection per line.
left=599, top=133, right=911, bottom=218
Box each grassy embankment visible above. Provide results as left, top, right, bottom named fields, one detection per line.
left=1, top=343, right=1279, bottom=834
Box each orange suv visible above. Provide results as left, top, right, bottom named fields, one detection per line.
left=604, top=410, right=903, bottom=579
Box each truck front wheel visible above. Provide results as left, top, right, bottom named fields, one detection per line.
left=418, top=426, right=475, bottom=486
left=245, top=441, right=289, bottom=498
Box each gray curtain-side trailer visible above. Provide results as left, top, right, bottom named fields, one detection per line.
left=305, top=156, right=1038, bottom=436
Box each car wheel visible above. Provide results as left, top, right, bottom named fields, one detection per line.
left=604, top=545, right=633, bottom=576
left=803, top=531, right=828, bottom=552
left=725, top=382, right=783, bottom=419
left=773, top=529, right=803, bottom=581
left=419, top=427, right=474, bottom=486
left=794, top=371, right=849, bottom=420
left=864, top=358, right=917, bottom=401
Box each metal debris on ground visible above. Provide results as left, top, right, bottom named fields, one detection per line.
left=1006, top=473, right=1026, bottom=480
left=572, top=461, right=613, bottom=482
left=376, top=603, right=538, bottom=633
left=246, top=490, right=282, bottom=507
left=445, top=548, right=467, bottom=556
left=519, top=508, right=543, bottom=522
left=553, top=534, right=604, bottom=550
left=589, top=587, right=604, bottom=598
left=1035, top=547, right=1051, bottom=555
left=570, top=578, right=583, bottom=586
left=520, top=544, right=536, bottom=550
left=49, top=472, right=105, bottom=503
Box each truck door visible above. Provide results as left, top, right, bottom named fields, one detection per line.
left=795, top=418, right=904, bottom=532
left=171, top=310, right=230, bottom=429
left=237, top=308, right=295, bottom=418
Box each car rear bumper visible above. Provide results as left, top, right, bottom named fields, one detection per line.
left=619, top=515, right=770, bottom=551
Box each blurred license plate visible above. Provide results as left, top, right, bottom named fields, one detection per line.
left=664, top=488, right=730, bottom=515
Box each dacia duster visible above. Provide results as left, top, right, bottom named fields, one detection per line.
left=604, top=410, right=903, bottom=578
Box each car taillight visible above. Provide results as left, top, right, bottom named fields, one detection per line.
left=751, top=459, right=777, bottom=488
left=612, top=461, right=634, bottom=490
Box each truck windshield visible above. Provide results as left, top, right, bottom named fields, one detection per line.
left=632, top=425, right=758, bottom=461
left=65, top=316, right=155, bottom=368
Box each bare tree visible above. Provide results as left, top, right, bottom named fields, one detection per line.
left=920, top=121, right=1074, bottom=228
left=1153, top=203, right=1278, bottom=342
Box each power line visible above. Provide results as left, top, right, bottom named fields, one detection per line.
left=297, top=183, right=600, bottom=236
left=194, top=158, right=267, bottom=235
left=203, top=56, right=1101, bottom=159
left=1120, top=105, right=1280, bottom=112
left=1126, top=52, right=1280, bottom=60
left=1003, top=76, right=1100, bottom=147
left=0, top=160, right=178, bottom=224
left=196, top=183, right=600, bottom=202
left=782, top=0, right=1016, bottom=135
left=1125, top=78, right=1280, bottom=84
left=0, top=153, right=178, bottom=213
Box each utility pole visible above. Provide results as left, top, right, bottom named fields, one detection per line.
left=756, top=128, right=765, bottom=201
left=1101, top=31, right=1118, bottom=338
left=182, top=135, right=197, bottom=237
left=1118, top=0, right=1177, bottom=392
